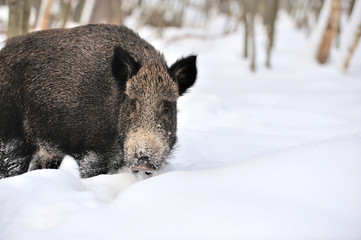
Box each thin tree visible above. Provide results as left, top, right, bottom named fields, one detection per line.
left=316, top=0, right=341, bottom=64
left=342, top=0, right=361, bottom=72
left=343, top=24, right=361, bottom=71
left=40, top=0, right=53, bottom=30
left=31, top=0, right=42, bottom=29
left=249, top=0, right=258, bottom=72
left=110, top=0, right=122, bottom=24
left=347, top=0, right=356, bottom=17
left=242, top=0, right=249, bottom=59
left=73, top=0, right=86, bottom=23
left=7, top=0, right=32, bottom=38
left=60, top=0, right=72, bottom=28
left=89, top=0, right=122, bottom=25
left=265, top=0, right=278, bottom=68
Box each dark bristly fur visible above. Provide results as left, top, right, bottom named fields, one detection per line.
left=0, top=24, right=197, bottom=178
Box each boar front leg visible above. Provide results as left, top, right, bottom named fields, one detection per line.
left=0, top=138, right=35, bottom=178
left=77, top=151, right=109, bottom=178
left=30, top=142, right=65, bottom=171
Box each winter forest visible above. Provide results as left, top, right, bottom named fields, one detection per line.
left=1, top=0, right=361, bottom=239
left=1, top=0, right=361, bottom=71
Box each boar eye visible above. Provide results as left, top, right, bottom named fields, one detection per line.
left=130, top=99, right=139, bottom=112
left=160, top=100, right=173, bottom=116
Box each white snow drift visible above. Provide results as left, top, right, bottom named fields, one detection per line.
left=1, top=12, right=361, bottom=240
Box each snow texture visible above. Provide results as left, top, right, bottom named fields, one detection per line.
left=1, top=12, right=361, bottom=240
left=0, top=6, right=8, bottom=24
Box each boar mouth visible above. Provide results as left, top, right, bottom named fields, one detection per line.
left=128, top=156, right=167, bottom=178
left=131, top=156, right=156, bottom=174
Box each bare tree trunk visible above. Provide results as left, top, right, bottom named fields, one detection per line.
left=60, top=0, right=72, bottom=28
left=250, top=0, right=257, bottom=72
left=41, top=0, right=53, bottom=30
left=156, top=9, right=165, bottom=38
left=90, top=0, right=122, bottom=24
left=73, top=0, right=86, bottom=22
left=242, top=0, right=249, bottom=59
left=31, top=0, right=42, bottom=29
left=90, top=0, right=109, bottom=23
left=223, top=0, right=232, bottom=34
left=8, top=0, right=32, bottom=38
left=265, top=0, right=278, bottom=68
left=347, top=0, right=356, bottom=17
left=314, top=0, right=325, bottom=22
left=202, top=0, right=212, bottom=28
left=8, top=0, right=23, bottom=38
left=22, top=0, right=31, bottom=33
left=111, top=0, right=122, bottom=24
left=244, top=19, right=248, bottom=59
left=316, top=0, right=341, bottom=64
left=343, top=24, right=361, bottom=71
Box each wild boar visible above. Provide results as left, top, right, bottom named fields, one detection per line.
left=0, top=24, right=197, bottom=178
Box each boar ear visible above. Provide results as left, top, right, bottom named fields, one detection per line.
left=169, top=55, right=197, bottom=96
left=112, top=46, right=140, bottom=91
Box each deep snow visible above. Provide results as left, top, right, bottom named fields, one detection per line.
left=1, top=12, right=361, bottom=240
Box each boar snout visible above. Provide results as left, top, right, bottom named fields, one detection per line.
left=124, top=128, right=170, bottom=178
left=130, top=156, right=155, bottom=176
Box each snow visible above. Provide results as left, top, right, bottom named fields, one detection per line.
left=0, top=6, right=8, bottom=24
left=1, top=12, right=361, bottom=240
left=0, top=5, right=8, bottom=49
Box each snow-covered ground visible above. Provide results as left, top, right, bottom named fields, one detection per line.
left=1, top=12, right=361, bottom=240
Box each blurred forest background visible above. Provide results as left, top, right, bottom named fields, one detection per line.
left=0, top=0, right=360, bottom=72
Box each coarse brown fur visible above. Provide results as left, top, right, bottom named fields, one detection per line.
left=0, top=24, right=197, bottom=178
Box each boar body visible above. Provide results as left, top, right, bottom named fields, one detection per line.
left=0, top=24, right=197, bottom=178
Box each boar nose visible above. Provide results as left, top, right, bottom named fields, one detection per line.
left=130, top=157, right=154, bottom=176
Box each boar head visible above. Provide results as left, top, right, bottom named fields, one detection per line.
left=112, top=46, right=197, bottom=178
